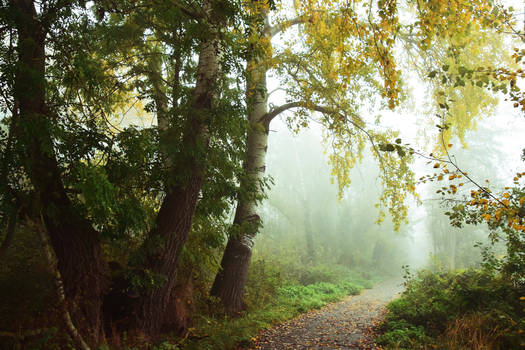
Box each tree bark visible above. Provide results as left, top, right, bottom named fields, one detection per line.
left=137, top=4, right=220, bottom=332
left=12, top=1, right=107, bottom=346
left=34, top=215, right=91, bottom=350
left=210, top=15, right=270, bottom=312
left=210, top=120, right=270, bottom=313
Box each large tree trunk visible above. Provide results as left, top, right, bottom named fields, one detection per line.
left=210, top=29, right=270, bottom=313
left=12, top=1, right=107, bottom=346
left=137, top=7, right=220, bottom=333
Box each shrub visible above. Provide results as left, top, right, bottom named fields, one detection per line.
left=377, top=269, right=525, bottom=349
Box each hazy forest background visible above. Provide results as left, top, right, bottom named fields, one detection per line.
left=0, top=0, right=524, bottom=349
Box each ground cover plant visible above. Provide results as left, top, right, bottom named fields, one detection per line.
left=183, top=266, right=373, bottom=349
left=0, top=236, right=375, bottom=349
left=377, top=269, right=525, bottom=349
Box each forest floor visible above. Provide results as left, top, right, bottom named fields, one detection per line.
left=249, top=278, right=404, bottom=350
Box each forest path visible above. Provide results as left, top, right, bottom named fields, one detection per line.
left=250, top=278, right=404, bottom=350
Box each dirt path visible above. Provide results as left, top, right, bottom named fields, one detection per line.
left=250, top=279, right=403, bottom=350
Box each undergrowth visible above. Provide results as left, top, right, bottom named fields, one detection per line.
left=177, top=259, right=377, bottom=350
left=377, top=269, right=525, bottom=350
left=0, top=242, right=377, bottom=350
left=182, top=277, right=368, bottom=349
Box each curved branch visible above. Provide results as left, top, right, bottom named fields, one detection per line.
left=266, top=16, right=307, bottom=37
left=260, top=101, right=303, bottom=125
left=439, top=120, right=507, bottom=207
left=259, top=101, right=386, bottom=172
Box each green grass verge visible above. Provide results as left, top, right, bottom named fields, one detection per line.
left=181, top=278, right=371, bottom=350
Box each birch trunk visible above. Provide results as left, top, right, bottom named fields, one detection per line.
left=210, top=17, right=270, bottom=312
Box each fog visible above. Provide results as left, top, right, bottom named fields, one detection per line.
left=251, top=96, right=525, bottom=278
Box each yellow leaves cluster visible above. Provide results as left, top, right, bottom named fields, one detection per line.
left=460, top=171, right=525, bottom=233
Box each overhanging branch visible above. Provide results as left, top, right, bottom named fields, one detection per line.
left=266, top=16, right=307, bottom=37
left=260, top=100, right=387, bottom=173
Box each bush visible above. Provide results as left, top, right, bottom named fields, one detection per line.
left=377, top=269, right=525, bottom=349
left=244, top=260, right=283, bottom=310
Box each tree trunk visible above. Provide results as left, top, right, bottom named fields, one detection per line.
left=12, top=1, right=107, bottom=346
left=210, top=124, right=270, bottom=313
left=137, top=6, right=220, bottom=333
left=210, top=28, right=270, bottom=313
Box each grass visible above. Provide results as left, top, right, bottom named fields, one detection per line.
left=181, top=277, right=371, bottom=350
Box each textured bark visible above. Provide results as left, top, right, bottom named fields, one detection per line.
left=12, top=1, right=107, bottom=346
left=163, top=271, right=194, bottom=336
left=211, top=12, right=270, bottom=312
left=210, top=213, right=262, bottom=313
left=210, top=112, right=269, bottom=313
left=137, top=4, right=220, bottom=333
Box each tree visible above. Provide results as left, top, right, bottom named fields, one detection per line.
left=5, top=1, right=108, bottom=345
left=211, top=0, right=509, bottom=313
left=0, top=0, right=246, bottom=344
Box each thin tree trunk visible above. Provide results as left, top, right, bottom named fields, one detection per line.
left=293, top=140, right=315, bottom=264
left=137, top=5, right=220, bottom=332
left=210, top=121, right=270, bottom=313
left=12, top=1, right=107, bottom=346
left=34, top=214, right=91, bottom=350
left=210, top=21, right=270, bottom=312
left=302, top=201, right=315, bottom=264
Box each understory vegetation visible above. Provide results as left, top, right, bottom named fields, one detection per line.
left=0, top=226, right=377, bottom=349
left=183, top=265, right=374, bottom=349
left=378, top=269, right=525, bottom=350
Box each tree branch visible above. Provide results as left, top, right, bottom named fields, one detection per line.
left=172, top=1, right=204, bottom=20
left=260, top=101, right=304, bottom=125
left=266, top=16, right=307, bottom=37
left=259, top=100, right=387, bottom=176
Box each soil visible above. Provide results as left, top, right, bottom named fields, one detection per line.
left=250, top=278, right=403, bottom=350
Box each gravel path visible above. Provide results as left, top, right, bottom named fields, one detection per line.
left=250, top=278, right=403, bottom=350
